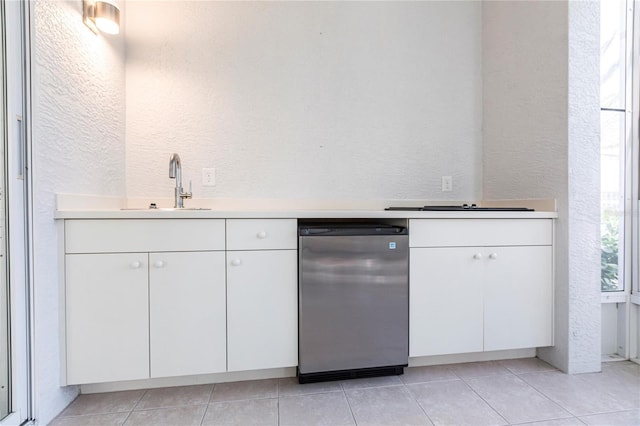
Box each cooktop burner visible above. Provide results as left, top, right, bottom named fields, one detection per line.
left=385, top=204, right=534, bottom=212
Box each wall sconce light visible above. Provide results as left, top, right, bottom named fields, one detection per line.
left=83, top=0, right=120, bottom=35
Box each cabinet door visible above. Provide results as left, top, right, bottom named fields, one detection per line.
left=66, top=253, right=149, bottom=384
left=410, top=247, right=484, bottom=357
left=484, top=246, right=553, bottom=351
left=149, top=251, right=226, bottom=378
left=227, top=250, right=298, bottom=371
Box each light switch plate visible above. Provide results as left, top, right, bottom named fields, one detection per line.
left=202, top=168, right=216, bottom=186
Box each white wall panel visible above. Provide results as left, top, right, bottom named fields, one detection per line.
left=125, top=1, right=483, bottom=202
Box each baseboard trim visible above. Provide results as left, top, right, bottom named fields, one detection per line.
left=408, top=348, right=536, bottom=367
left=79, top=349, right=539, bottom=394
left=79, top=367, right=297, bottom=394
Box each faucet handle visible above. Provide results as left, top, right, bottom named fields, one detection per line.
left=182, top=180, right=193, bottom=199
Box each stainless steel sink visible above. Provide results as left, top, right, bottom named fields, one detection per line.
left=120, top=207, right=211, bottom=211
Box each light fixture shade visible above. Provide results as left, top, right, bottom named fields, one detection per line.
left=83, top=0, right=120, bottom=35
left=94, top=1, right=120, bottom=34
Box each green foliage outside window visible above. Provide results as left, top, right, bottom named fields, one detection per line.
left=601, top=210, right=620, bottom=291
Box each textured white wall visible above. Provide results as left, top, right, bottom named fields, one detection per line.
left=125, top=1, right=482, bottom=202
left=31, top=0, right=126, bottom=423
left=561, top=0, right=601, bottom=373
left=483, top=1, right=600, bottom=373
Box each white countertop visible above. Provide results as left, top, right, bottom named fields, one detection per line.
left=54, top=208, right=557, bottom=220
left=53, top=195, right=558, bottom=220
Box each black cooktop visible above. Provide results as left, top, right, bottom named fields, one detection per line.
left=385, top=204, right=534, bottom=212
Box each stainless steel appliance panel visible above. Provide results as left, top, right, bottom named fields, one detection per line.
left=299, top=232, right=409, bottom=375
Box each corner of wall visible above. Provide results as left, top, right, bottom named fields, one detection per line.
left=31, top=0, right=127, bottom=423
left=482, top=0, right=601, bottom=373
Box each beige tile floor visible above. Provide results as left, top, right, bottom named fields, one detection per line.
left=50, top=358, right=640, bottom=426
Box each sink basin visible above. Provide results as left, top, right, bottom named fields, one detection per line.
left=120, top=207, right=211, bottom=211
left=157, top=207, right=211, bottom=211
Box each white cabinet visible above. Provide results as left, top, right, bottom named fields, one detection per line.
left=410, top=247, right=484, bottom=356
left=64, top=219, right=226, bottom=385
left=66, top=253, right=149, bottom=384
left=409, top=219, right=553, bottom=358
left=483, top=246, right=553, bottom=351
left=149, top=251, right=226, bottom=378
left=63, top=218, right=298, bottom=385
left=63, top=214, right=554, bottom=384
left=226, top=219, right=298, bottom=372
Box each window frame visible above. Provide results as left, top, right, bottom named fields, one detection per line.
left=601, top=0, right=634, bottom=300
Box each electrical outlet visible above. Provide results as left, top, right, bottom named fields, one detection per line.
left=441, top=176, right=452, bottom=192
left=202, top=168, right=216, bottom=186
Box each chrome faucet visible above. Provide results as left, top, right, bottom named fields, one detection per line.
left=168, top=153, right=192, bottom=208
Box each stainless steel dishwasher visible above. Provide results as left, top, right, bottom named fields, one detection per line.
left=298, top=223, right=409, bottom=383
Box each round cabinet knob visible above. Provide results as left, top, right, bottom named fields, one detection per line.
left=130, top=261, right=142, bottom=269
left=153, top=260, right=165, bottom=268
left=231, top=258, right=242, bottom=266
left=257, top=231, right=268, bottom=239
left=489, top=253, right=498, bottom=260
left=473, top=253, right=483, bottom=260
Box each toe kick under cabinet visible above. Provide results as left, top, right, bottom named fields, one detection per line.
left=409, top=219, right=554, bottom=357
left=62, top=218, right=298, bottom=385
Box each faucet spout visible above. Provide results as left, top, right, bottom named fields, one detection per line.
left=168, top=153, right=192, bottom=208
left=169, top=153, right=181, bottom=179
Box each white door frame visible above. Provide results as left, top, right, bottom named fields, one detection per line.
left=630, top=0, right=640, bottom=364
left=1, top=0, right=34, bottom=424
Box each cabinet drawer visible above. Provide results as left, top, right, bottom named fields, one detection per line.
left=66, top=219, right=225, bottom=253
left=226, top=219, right=297, bottom=250
left=409, top=219, right=552, bottom=247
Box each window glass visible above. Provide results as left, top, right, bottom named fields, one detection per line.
left=601, top=0, right=627, bottom=110
left=600, top=0, right=627, bottom=292
left=600, top=111, right=624, bottom=291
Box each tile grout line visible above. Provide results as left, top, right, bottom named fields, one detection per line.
left=340, top=384, right=358, bottom=425
left=277, top=378, right=280, bottom=426
left=507, top=371, right=576, bottom=420
left=131, top=388, right=148, bottom=411
left=400, top=382, right=436, bottom=425
left=211, top=395, right=290, bottom=404
left=199, top=385, right=215, bottom=426
left=456, top=375, right=511, bottom=425
left=508, top=415, right=586, bottom=426
left=516, top=371, right=582, bottom=418
left=207, top=383, right=216, bottom=405
left=340, top=383, right=404, bottom=392
left=120, top=394, right=143, bottom=426
left=197, top=403, right=207, bottom=426
left=575, top=408, right=640, bottom=420
left=463, top=371, right=587, bottom=425
left=469, top=369, right=572, bottom=423
left=120, top=388, right=149, bottom=425
left=121, top=409, right=133, bottom=426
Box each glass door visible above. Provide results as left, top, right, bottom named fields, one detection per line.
left=600, top=0, right=640, bottom=364
left=0, top=0, right=32, bottom=422
left=0, top=0, right=10, bottom=420
left=600, top=0, right=633, bottom=362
